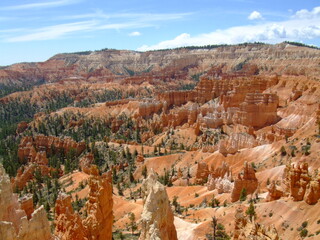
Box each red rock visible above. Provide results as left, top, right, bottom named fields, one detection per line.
left=55, top=169, right=113, bottom=240
left=231, top=162, right=258, bottom=202
left=16, top=121, right=29, bottom=134
left=0, top=165, right=52, bottom=240
left=235, top=93, right=279, bottom=128
left=195, top=162, right=212, bottom=184
left=19, top=195, right=34, bottom=220
left=304, top=179, right=320, bottom=205
left=156, top=90, right=196, bottom=108
left=54, top=193, right=87, bottom=240
left=288, top=163, right=310, bottom=201
left=266, top=181, right=284, bottom=202
left=136, top=154, right=145, bottom=163
left=83, top=170, right=113, bottom=240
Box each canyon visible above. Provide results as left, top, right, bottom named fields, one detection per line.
left=0, top=42, right=320, bottom=239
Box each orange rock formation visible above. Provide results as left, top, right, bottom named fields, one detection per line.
left=55, top=193, right=87, bottom=240
left=55, top=168, right=113, bottom=240
left=231, top=162, right=258, bottom=202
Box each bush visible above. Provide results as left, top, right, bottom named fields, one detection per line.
left=301, top=221, right=308, bottom=229
left=280, top=146, right=287, bottom=156
left=300, top=229, right=308, bottom=238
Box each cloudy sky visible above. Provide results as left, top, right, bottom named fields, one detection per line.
left=0, top=0, right=319, bottom=65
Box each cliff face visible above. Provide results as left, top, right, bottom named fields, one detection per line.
left=0, top=165, right=52, bottom=240
left=139, top=171, right=178, bottom=240
left=1, top=43, right=319, bottom=87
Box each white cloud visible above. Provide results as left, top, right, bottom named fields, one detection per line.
left=248, top=11, right=263, bottom=20
left=3, top=12, right=190, bottom=42
left=293, top=6, right=320, bottom=19
left=0, top=0, right=81, bottom=11
left=6, top=21, right=95, bottom=42
left=138, top=6, right=320, bottom=51
left=129, top=31, right=141, bottom=36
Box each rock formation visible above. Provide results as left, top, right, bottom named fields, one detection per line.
left=207, top=162, right=234, bottom=193
left=266, top=181, right=284, bottom=202
left=195, top=162, right=211, bottom=184
left=233, top=207, right=279, bottom=240
left=231, top=162, right=258, bottom=202
left=19, top=195, right=34, bottom=220
left=55, top=193, right=87, bottom=240
left=282, top=162, right=320, bottom=204
left=207, top=174, right=234, bottom=193
left=55, top=167, right=113, bottom=240
left=18, top=136, right=86, bottom=162
left=79, top=153, right=94, bottom=174
left=218, top=133, right=257, bottom=155
left=0, top=164, right=52, bottom=240
left=139, top=171, right=178, bottom=240
left=82, top=168, right=113, bottom=240
left=236, top=93, right=279, bottom=128
left=156, top=90, right=196, bottom=108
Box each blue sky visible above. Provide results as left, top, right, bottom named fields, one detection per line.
left=0, top=0, right=319, bottom=66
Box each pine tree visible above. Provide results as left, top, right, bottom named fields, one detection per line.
left=128, top=212, right=137, bottom=235
left=246, top=201, right=256, bottom=221
left=239, top=188, right=247, bottom=202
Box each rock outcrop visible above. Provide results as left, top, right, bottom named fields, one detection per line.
left=19, top=195, right=34, bottom=220
left=231, top=162, right=258, bottom=202
left=55, top=168, right=113, bottom=240
left=156, top=90, right=196, bottom=108
left=266, top=181, right=284, bottom=202
left=233, top=207, right=279, bottom=240
left=0, top=164, right=52, bottom=240
left=282, top=162, right=320, bottom=204
left=79, top=153, right=94, bottom=174
left=207, top=162, right=234, bottom=193
left=139, top=171, right=178, bottom=240
left=18, top=136, right=86, bottom=162
left=55, top=193, right=87, bottom=240
left=195, top=162, right=211, bottom=184
left=236, top=93, right=279, bottom=128
left=82, top=169, right=113, bottom=240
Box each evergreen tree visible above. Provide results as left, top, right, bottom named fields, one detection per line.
left=239, top=188, right=247, bottom=202
left=246, top=201, right=256, bottom=221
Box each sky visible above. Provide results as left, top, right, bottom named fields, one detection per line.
left=0, top=0, right=319, bottom=66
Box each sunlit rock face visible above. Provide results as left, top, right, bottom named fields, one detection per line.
left=139, top=171, right=178, bottom=240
